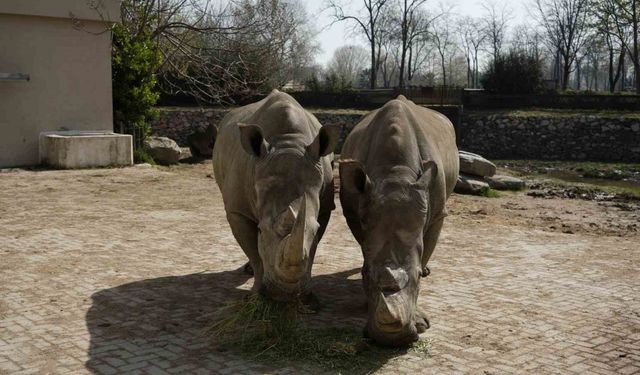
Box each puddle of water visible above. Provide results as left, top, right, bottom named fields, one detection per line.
left=545, top=170, right=640, bottom=191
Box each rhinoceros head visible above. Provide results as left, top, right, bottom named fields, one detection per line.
left=341, top=160, right=437, bottom=346
left=239, top=123, right=339, bottom=301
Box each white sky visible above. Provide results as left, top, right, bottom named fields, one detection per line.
left=301, top=0, right=531, bottom=66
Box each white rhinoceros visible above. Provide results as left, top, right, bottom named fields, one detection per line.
left=339, top=96, right=459, bottom=346
left=212, top=90, right=340, bottom=301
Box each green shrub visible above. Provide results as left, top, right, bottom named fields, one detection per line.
left=133, top=149, right=155, bottom=165
left=111, top=11, right=162, bottom=148
left=481, top=50, right=543, bottom=94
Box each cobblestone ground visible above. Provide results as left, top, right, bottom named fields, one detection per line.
left=1, top=163, right=639, bottom=375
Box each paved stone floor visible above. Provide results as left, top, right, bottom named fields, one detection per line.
left=0, top=164, right=639, bottom=374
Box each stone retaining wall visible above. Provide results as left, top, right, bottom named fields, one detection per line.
left=458, top=114, right=640, bottom=163
left=152, top=108, right=364, bottom=153
left=151, top=108, right=640, bottom=162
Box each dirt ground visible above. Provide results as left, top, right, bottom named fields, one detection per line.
left=0, top=162, right=639, bottom=374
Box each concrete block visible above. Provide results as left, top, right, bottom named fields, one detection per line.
left=39, top=131, right=132, bottom=168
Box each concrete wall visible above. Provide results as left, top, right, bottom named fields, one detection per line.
left=151, top=107, right=640, bottom=163
left=0, top=1, right=120, bottom=167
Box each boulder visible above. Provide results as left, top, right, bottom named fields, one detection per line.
left=459, top=150, right=496, bottom=177
left=455, top=173, right=490, bottom=195
left=187, top=124, right=216, bottom=158
left=485, top=174, right=526, bottom=191
left=144, top=136, right=181, bottom=165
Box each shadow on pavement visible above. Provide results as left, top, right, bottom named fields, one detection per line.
left=85, top=266, right=399, bottom=374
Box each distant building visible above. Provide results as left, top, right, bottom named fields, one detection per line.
left=0, top=0, right=121, bottom=167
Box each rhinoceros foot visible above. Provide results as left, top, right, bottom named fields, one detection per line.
left=414, top=308, right=430, bottom=333
left=243, top=261, right=254, bottom=275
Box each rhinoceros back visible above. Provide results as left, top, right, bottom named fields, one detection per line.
left=341, top=96, right=459, bottom=198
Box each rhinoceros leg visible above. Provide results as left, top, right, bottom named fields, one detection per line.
left=421, top=211, right=446, bottom=273
left=414, top=308, right=430, bottom=332
left=413, top=211, right=446, bottom=332
left=226, top=212, right=263, bottom=292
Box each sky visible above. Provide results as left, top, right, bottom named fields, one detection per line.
left=301, top=0, right=531, bottom=66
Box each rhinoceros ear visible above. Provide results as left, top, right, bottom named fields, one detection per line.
left=340, top=160, right=371, bottom=194
left=238, top=123, right=269, bottom=157
left=307, top=124, right=341, bottom=158
left=415, top=160, right=438, bottom=190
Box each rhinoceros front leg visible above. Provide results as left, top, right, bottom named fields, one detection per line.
left=226, top=212, right=263, bottom=293
left=421, top=211, right=446, bottom=277
left=299, top=206, right=332, bottom=310
left=414, top=211, right=446, bottom=332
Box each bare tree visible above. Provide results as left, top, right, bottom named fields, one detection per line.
left=535, top=0, right=591, bottom=90
left=481, top=0, right=512, bottom=62
left=430, top=12, right=457, bottom=86
left=406, top=9, right=437, bottom=84
left=458, top=16, right=486, bottom=88
left=326, top=0, right=390, bottom=88
left=581, top=35, right=605, bottom=90
left=378, top=18, right=402, bottom=87
left=396, top=0, right=433, bottom=87
left=594, top=0, right=639, bottom=92
left=592, top=1, right=628, bottom=92
left=326, top=45, right=370, bottom=86
left=119, top=0, right=317, bottom=104
left=511, top=24, right=545, bottom=60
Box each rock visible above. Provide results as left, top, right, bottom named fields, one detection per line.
left=134, top=163, right=153, bottom=168
left=144, top=136, right=181, bottom=165
left=455, top=173, right=490, bottom=195
left=459, top=151, right=497, bottom=177
left=485, top=174, right=526, bottom=191
left=179, top=147, right=193, bottom=160
left=187, top=124, right=216, bottom=158
left=632, top=123, right=640, bottom=132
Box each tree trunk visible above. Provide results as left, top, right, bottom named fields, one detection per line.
left=609, top=49, right=615, bottom=92
left=398, top=0, right=408, bottom=88
left=466, top=56, right=471, bottom=88
left=474, top=53, right=479, bottom=88
left=621, top=54, right=626, bottom=91
left=399, top=45, right=407, bottom=87
left=407, top=42, right=413, bottom=83
left=370, top=35, right=377, bottom=89
left=562, top=53, right=571, bottom=91
left=633, top=0, right=639, bottom=93
left=576, top=61, right=581, bottom=90
left=440, top=52, right=447, bottom=87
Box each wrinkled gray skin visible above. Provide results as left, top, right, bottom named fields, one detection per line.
left=212, top=90, right=339, bottom=302
left=339, top=96, right=459, bottom=346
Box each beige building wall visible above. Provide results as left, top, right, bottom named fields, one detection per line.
left=0, top=1, right=120, bottom=167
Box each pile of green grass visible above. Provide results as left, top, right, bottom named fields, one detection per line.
left=479, top=187, right=501, bottom=198
left=206, top=294, right=432, bottom=374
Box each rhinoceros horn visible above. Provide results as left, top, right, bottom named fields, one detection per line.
left=280, top=194, right=308, bottom=268
left=376, top=292, right=409, bottom=327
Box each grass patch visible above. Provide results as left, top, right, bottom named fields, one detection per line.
left=133, top=149, right=156, bottom=165
left=468, top=108, right=640, bottom=119
left=479, top=187, right=501, bottom=198
left=206, top=294, right=431, bottom=374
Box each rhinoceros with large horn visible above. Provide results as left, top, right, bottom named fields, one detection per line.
left=339, top=96, right=459, bottom=346
left=212, top=90, right=340, bottom=302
